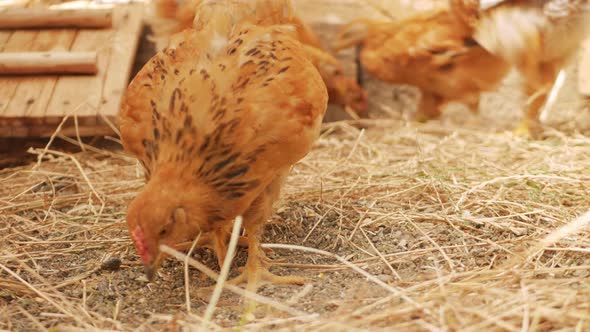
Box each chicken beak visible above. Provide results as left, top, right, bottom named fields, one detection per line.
left=143, top=253, right=163, bottom=282
left=144, top=264, right=156, bottom=282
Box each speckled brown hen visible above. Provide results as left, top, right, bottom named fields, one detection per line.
left=332, top=9, right=510, bottom=121
left=120, top=0, right=328, bottom=291
left=151, top=0, right=367, bottom=118
left=449, top=0, right=590, bottom=136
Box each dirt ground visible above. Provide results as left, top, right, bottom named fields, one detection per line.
left=2, top=1, right=590, bottom=331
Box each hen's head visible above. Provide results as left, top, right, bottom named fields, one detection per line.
left=126, top=167, right=211, bottom=281
left=328, top=74, right=368, bottom=118
left=320, top=62, right=368, bottom=118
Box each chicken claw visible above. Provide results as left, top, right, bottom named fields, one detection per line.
left=226, top=225, right=308, bottom=293
left=513, top=121, right=532, bottom=138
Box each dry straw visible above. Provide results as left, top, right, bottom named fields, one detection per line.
left=2, top=114, right=590, bottom=330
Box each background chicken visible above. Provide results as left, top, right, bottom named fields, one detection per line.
left=120, top=0, right=328, bottom=291
left=150, top=0, right=368, bottom=118
left=449, top=0, right=590, bottom=136
left=333, top=9, right=510, bottom=121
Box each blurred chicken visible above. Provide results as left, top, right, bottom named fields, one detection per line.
left=150, top=0, right=367, bottom=118
left=151, top=0, right=200, bottom=32
left=449, top=0, right=590, bottom=136
left=333, top=9, right=510, bottom=121
left=121, top=0, right=328, bottom=291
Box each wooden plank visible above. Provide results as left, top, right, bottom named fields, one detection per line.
left=0, top=31, right=12, bottom=50
left=0, top=7, right=113, bottom=29
left=0, top=30, right=38, bottom=125
left=43, top=27, right=111, bottom=126
left=0, top=3, right=144, bottom=137
left=0, top=0, right=30, bottom=10
left=0, top=51, right=97, bottom=75
left=0, top=31, right=13, bottom=135
left=3, top=29, right=77, bottom=127
left=0, top=124, right=115, bottom=138
left=578, top=38, right=590, bottom=96
left=98, top=3, right=144, bottom=126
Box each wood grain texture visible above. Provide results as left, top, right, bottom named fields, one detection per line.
left=3, top=29, right=77, bottom=128
left=0, top=7, right=112, bottom=29
left=0, top=3, right=143, bottom=137
left=0, top=51, right=97, bottom=74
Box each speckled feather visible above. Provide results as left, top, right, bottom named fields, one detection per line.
left=120, top=2, right=327, bottom=207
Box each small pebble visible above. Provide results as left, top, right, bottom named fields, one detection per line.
left=101, top=257, right=122, bottom=271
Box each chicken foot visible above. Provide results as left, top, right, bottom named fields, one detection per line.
left=225, top=172, right=307, bottom=293
left=514, top=84, right=549, bottom=137
left=225, top=223, right=307, bottom=292
left=514, top=60, right=564, bottom=137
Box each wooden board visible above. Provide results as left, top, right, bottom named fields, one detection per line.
left=578, top=38, right=590, bottom=96
left=0, top=2, right=143, bottom=137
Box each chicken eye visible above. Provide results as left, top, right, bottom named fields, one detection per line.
left=159, top=207, right=186, bottom=238
left=159, top=221, right=172, bottom=237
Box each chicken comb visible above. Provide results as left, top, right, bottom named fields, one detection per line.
left=131, top=226, right=152, bottom=265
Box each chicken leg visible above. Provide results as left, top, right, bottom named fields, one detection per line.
left=226, top=172, right=307, bottom=293
left=514, top=61, right=562, bottom=137
left=175, top=231, right=248, bottom=268
left=513, top=84, right=549, bottom=137
left=463, top=94, right=480, bottom=114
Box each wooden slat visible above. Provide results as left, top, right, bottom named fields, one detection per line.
left=0, top=2, right=145, bottom=137
left=0, top=30, right=37, bottom=126
left=3, top=29, right=77, bottom=127
left=0, top=31, right=12, bottom=50
left=0, top=124, right=115, bottom=138
left=98, top=3, right=144, bottom=126
left=0, top=51, right=97, bottom=75
left=43, top=27, right=112, bottom=125
left=0, top=7, right=113, bottom=29
left=0, top=31, right=13, bottom=130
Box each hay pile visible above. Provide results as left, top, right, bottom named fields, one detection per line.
left=2, top=109, right=590, bottom=330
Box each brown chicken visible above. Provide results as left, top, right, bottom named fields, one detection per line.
left=333, top=9, right=510, bottom=121
left=449, top=0, right=590, bottom=136
left=120, top=0, right=328, bottom=291
left=151, top=0, right=367, bottom=118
